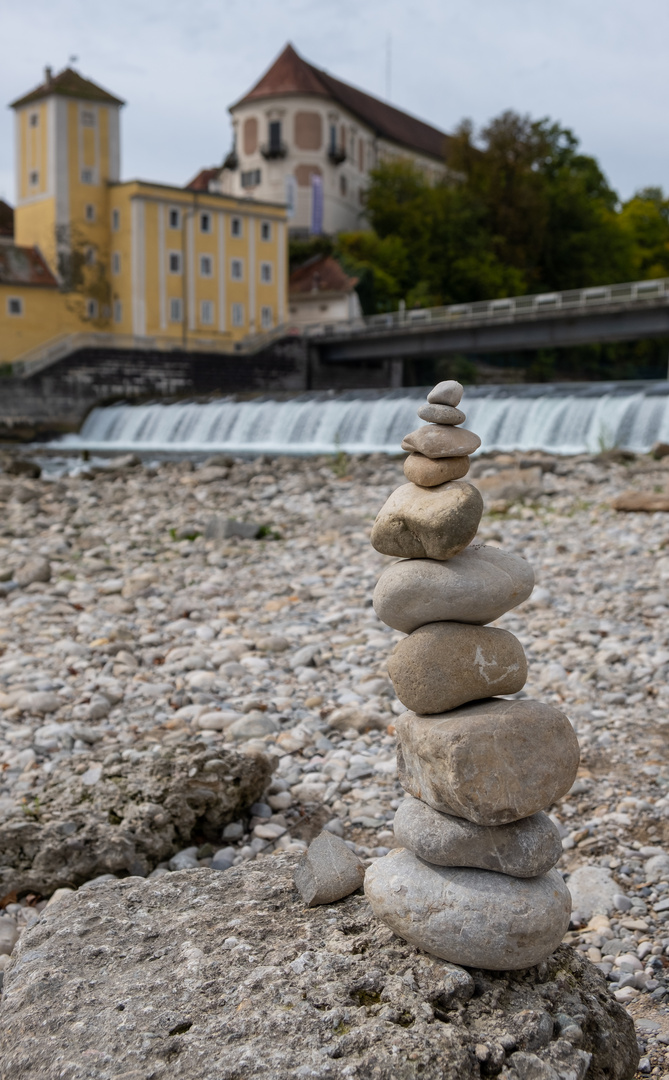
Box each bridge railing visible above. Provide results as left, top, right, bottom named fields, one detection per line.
left=311, top=275, right=669, bottom=340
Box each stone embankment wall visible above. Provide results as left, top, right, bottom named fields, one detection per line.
left=0, top=338, right=400, bottom=440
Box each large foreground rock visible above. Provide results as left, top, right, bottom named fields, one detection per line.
left=388, top=622, right=527, bottom=714
left=0, top=857, right=638, bottom=1080
left=396, top=699, right=580, bottom=825
left=373, top=545, right=535, bottom=632
left=0, top=744, right=272, bottom=897
left=365, top=848, right=571, bottom=969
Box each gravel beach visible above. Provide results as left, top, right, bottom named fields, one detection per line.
left=3, top=446, right=669, bottom=1076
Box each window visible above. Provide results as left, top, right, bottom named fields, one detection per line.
left=261, top=306, right=273, bottom=329
left=260, top=262, right=272, bottom=284
left=81, top=110, right=96, bottom=127
left=200, top=212, right=211, bottom=234
left=84, top=246, right=96, bottom=266
left=170, top=298, right=182, bottom=322
left=85, top=204, right=95, bottom=222
left=112, top=252, right=121, bottom=275
left=29, top=170, right=39, bottom=186
left=231, top=302, right=244, bottom=327
left=260, top=221, right=271, bottom=241
left=81, top=168, right=94, bottom=184
left=7, top=297, right=23, bottom=317
left=231, top=258, right=243, bottom=281
left=169, top=208, right=181, bottom=229
left=339, top=174, right=347, bottom=196
left=169, top=251, right=182, bottom=274
left=200, top=254, right=213, bottom=277
left=329, top=124, right=337, bottom=153
left=113, top=300, right=122, bottom=323
left=268, top=120, right=282, bottom=153
left=231, top=216, right=242, bottom=237
left=201, top=300, right=214, bottom=325
left=86, top=299, right=98, bottom=318
left=29, top=113, right=39, bottom=128
left=111, top=208, right=120, bottom=231
left=241, top=168, right=261, bottom=188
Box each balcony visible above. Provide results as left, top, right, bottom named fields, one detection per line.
left=328, top=146, right=347, bottom=166
left=260, top=141, right=288, bottom=161
left=223, top=148, right=239, bottom=170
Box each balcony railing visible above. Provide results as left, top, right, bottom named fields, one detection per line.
left=328, top=146, right=347, bottom=166
left=260, top=141, right=288, bottom=160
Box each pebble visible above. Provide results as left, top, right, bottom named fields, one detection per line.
left=370, top=481, right=483, bottom=560
left=393, top=796, right=562, bottom=877
left=293, top=830, right=365, bottom=906
left=396, top=700, right=580, bottom=825
left=426, top=379, right=464, bottom=406
left=388, top=621, right=527, bottom=714
left=373, top=546, right=534, bottom=633
left=365, top=848, right=571, bottom=970
left=401, top=425, right=482, bottom=459
left=416, top=403, right=466, bottom=426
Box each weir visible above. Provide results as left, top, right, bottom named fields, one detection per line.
left=58, top=380, right=669, bottom=456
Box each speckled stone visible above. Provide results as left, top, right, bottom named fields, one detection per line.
left=364, top=848, right=572, bottom=970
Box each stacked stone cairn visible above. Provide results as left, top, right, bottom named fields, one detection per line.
left=365, top=380, right=580, bottom=970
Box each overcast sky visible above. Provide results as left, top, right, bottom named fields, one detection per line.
left=1, top=0, right=667, bottom=206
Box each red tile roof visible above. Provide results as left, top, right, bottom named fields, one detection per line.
left=0, top=200, right=14, bottom=238
left=185, top=167, right=220, bottom=192
left=0, top=245, right=58, bottom=287
left=233, top=44, right=452, bottom=163
left=289, top=255, right=358, bottom=295
left=11, top=67, right=124, bottom=109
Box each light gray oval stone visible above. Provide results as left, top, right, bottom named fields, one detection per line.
left=365, top=848, right=571, bottom=970
left=388, top=622, right=527, bottom=715
left=427, top=380, right=464, bottom=406
left=417, top=404, right=466, bottom=426
left=373, top=545, right=535, bottom=633
left=393, top=797, right=562, bottom=878
left=396, top=699, right=580, bottom=826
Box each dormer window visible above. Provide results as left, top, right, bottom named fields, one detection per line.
left=81, top=110, right=96, bottom=127
left=29, top=170, right=39, bottom=186
left=29, top=113, right=39, bottom=128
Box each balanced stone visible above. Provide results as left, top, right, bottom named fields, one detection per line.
left=403, top=453, right=469, bottom=487
left=417, top=403, right=465, bottom=426
left=364, top=848, right=571, bottom=970
left=373, top=545, right=535, bottom=633
left=393, top=796, right=562, bottom=878
left=401, top=425, right=481, bottom=459
left=427, top=379, right=463, bottom=407
left=370, top=482, right=483, bottom=560
left=388, top=622, right=527, bottom=714
left=396, top=699, right=580, bottom=825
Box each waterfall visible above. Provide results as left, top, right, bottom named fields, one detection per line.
left=57, top=382, right=669, bottom=456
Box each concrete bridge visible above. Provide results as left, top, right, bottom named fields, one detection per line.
left=311, top=276, right=669, bottom=364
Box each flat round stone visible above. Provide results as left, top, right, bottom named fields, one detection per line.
left=365, top=848, right=571, bottom=970
left=401, top=426, right=481, bottom=459
left=370, top=482, right=483, bottom=560
left=403, top=453, right=470, bottom=487
left=373, top=545, right=534, bottom=633
left=427, top=380, right=463, bottom=407
left=393, top=796, right=562, bottom=877
left=388, top=622, right=527, bottom=715
left=396, top=698, right=580, bottom=825
left=417, top=404, right=466, bottom=426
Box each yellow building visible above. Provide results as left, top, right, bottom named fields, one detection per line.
left=1, top=67, right=288, bottom=366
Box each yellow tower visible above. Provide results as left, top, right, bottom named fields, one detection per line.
left=10, top=67, right=124, bottom=291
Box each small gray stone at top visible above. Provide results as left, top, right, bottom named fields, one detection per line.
left=426, top=380, right=463, bottom=407
left=294, top=830, right=365, bottom=907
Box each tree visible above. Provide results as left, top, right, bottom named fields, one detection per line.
left=619, top=187, right=669, bottom=280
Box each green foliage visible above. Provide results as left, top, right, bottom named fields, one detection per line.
left=349, top=111, right=669, bottom=324
left=288, top=235, right=334, bottom=273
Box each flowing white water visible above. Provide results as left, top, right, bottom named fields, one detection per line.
left=57, top=383, right=669, bottom=456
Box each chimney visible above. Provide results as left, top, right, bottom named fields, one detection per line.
left=44, top=66, right=53, bottom=84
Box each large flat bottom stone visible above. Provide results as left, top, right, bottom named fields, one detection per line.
left=0, top=858, right=638, bottom=1080
left=365, top=848, right=571, bottom=970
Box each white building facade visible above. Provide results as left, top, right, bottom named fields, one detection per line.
left=210, top=45, right=453, bottom=237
